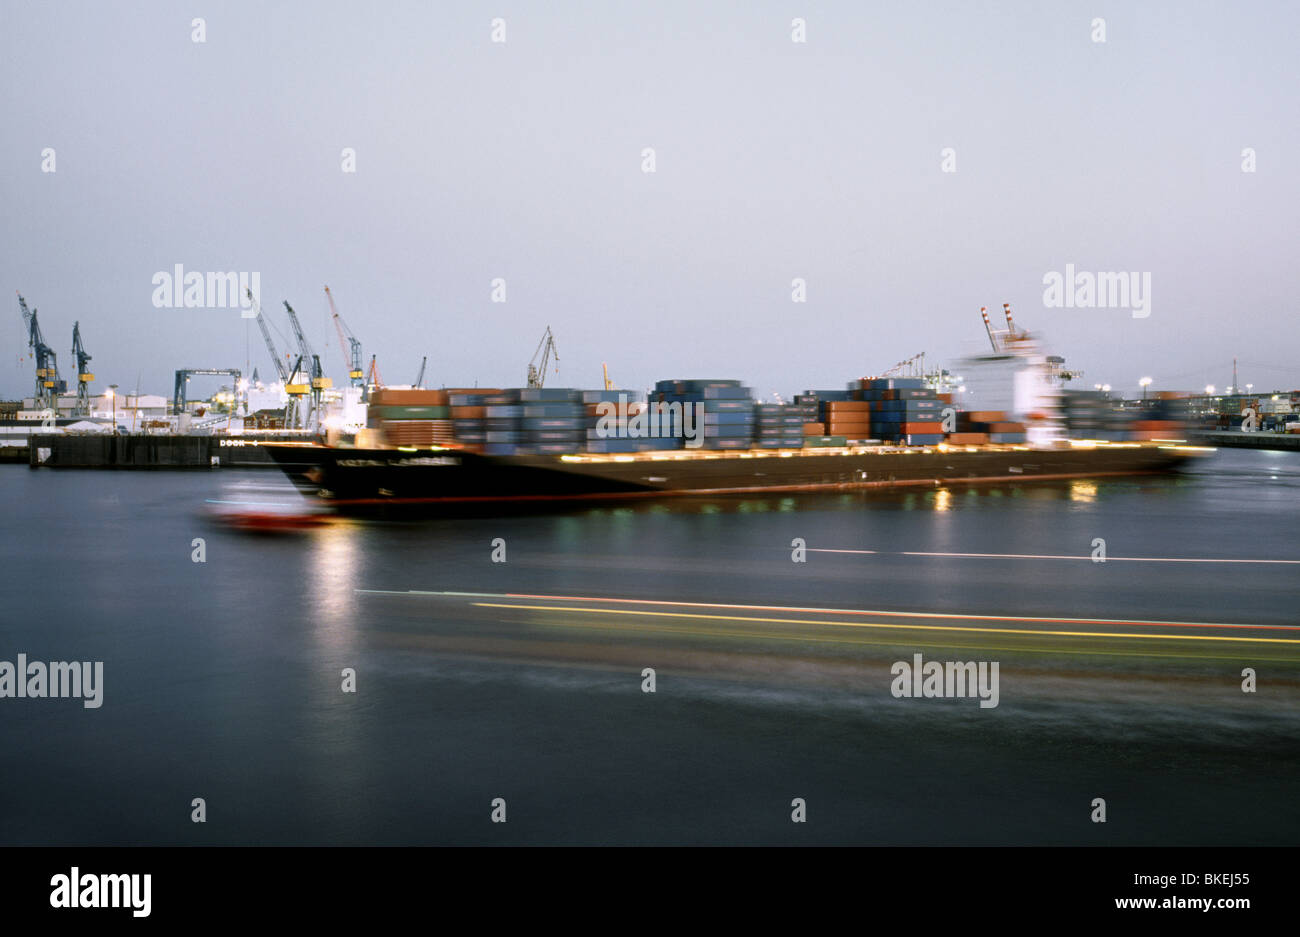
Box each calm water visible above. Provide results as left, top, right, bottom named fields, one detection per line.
left=2, top=448, right=1298, bottom=844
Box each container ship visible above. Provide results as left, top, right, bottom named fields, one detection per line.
left=263, top=364, right=1209, bottom=516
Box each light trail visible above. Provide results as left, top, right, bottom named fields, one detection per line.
left=355, top=588, right=1300, bottom=631
left=471, top=603, right=1300, bottom=645
left=809, top=549, right=1300, bottom=564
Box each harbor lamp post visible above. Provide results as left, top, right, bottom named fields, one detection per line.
left=108, top=384, right=118, bottom=432
left=1140, top=377, right=1152, bottom=400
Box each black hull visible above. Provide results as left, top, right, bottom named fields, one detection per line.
left=264, top=441, right=1206, bottom=517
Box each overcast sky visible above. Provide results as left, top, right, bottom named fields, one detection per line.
left=3, top=0, right=1296, bottom=402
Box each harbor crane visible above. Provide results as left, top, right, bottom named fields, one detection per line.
left=526, top=326, right=559, bottom=388
left=245, top=287, right=300, bottom=428
left=367, top=355, right=383, bottom=389
left=602, top=362, right=613, bottom=391
left=71, top=322, right=94, bottom=417
left=980, top=303, right=1030, bottom=354
left=17, top=292, right=63, bottom=410
left=173, top=368, right=242, bottom=415
left=414, top=356, right=427, bottom=389
left=325, top=286, right=364, bottom=388
left=284, top=300, right=331, bottom=431
left=883, top=352, right=926, bottom=378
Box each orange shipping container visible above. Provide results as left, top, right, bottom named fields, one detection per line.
left=370, top=389, right=449, bottom=406
left=825, top=401, right=872, bottom=413
left=801, top=422, right=825, bottom=435
left=900, top=421, right=943, bottom=433
left=944, top=432, right=989, bottom=444
left=586, top=402, right=645, bottom=417
left=961, top=410, right=1006, bottom=423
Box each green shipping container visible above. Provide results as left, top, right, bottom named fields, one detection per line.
left=803, top=435, right=848, bottom=447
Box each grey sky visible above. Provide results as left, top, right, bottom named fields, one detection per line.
left=3, top=0, right=1296, bottom=401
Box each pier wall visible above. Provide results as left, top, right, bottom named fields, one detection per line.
left=27, top=434, right=293, bottom=468
left=1190, top=430, right=1300, bottom=452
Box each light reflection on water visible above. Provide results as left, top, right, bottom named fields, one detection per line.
left=1070, top=480, right=1098, bottom=503
left=306, top=521, right=362, bottom=654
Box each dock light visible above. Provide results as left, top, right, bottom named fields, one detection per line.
left=1247, top=384, right=1253, bottom=394
left=108, top=384, right=119, bottom=433
left=1140, top=376, right=1152, bottom=400
left=1102, top=384, right=1111, bottom=393
left=1206, top=385, right=1216, bottom=395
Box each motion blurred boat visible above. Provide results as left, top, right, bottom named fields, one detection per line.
left=205, top=478, right=332, bottom=530
left=264, top=439, right=1206, bottom=517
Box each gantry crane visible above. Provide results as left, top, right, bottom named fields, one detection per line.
left=980, top=303, right=1030, bottom=354
left=883, top=352, right=926, bottom=377
left=173, top=369, right=243, bottom=415
left=367, top=355, right=383, bottom=390
left=325, top=286, right=364, bottom=388
left=526, top=326, right=559, bottom=388
left=284, top=300, right=331, bottom=431
left=602, top=362, right=613, bottom=391
left=71, top=322, right=94, bottom=416
left=414, top=356, right=427, bottom=389
left=17, top=292, right=63, bottom=410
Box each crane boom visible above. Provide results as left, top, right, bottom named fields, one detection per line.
left=71, top=322, right=94, bottom=416
left=526, top=326, right=559, bottom=388
left=325, top=286, right=364, bottom=386
left=17, top=292, right=62, bottom=407
left=980, top=306, right=999, bottom=352
left=245, top=288, right=290, bottom=383
left=283, top=300, right=314, bottom=361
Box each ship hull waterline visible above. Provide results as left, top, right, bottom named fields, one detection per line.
left=262, top=442, right=1207, bottom=517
